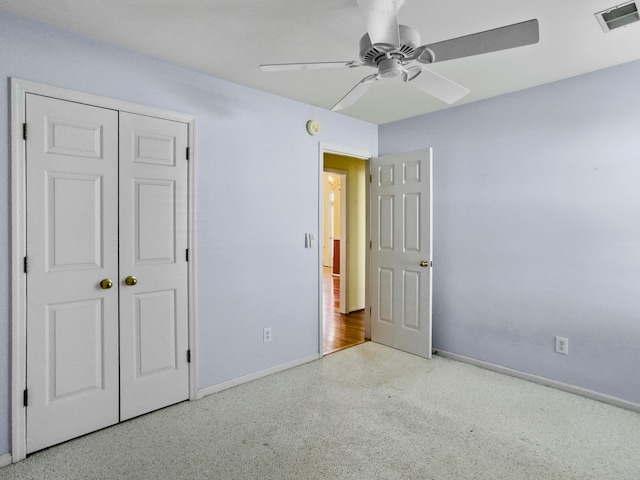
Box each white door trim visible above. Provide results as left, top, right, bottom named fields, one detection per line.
left=317, top=143, right=372, bottom=356
left=10, top=78, right=198, bottom=462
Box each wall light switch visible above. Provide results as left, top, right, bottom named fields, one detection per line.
left=305, top=233, right=315, bottom=248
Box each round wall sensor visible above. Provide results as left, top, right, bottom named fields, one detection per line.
left=306, top=120, right=321, bottom=136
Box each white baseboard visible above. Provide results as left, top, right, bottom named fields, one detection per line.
left=196, top=353, right=320, bottom=399
left=0, top=453, right=12, bottom=467
left=436, top=350, right=640, bottom=413
left=348, top=305, right=365, bottom=314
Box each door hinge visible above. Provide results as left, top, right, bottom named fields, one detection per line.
left=186, top=147, right=190, bottom=160
left=369, top=241, right=372, bottom=249
left=369, top=174, right=372, bottom=183
left=23, top=123, right=27, bottom=141
left=186, top=249, right=189, bottom=262
left=187, top=349, right=191, bottom=363
left=23, top=389, right=28, bottom=407
left=23, top=256, right=29, bottom=274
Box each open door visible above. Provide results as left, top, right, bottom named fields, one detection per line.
left=370, top=149, right=433, bottom=358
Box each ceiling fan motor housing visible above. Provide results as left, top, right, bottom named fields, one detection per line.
left=359, top=24, right=421, bottom=69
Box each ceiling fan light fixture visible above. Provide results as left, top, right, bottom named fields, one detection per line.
left=378, top=56, right=403, bottom=77
left=595, top=1, right=639, bottom=32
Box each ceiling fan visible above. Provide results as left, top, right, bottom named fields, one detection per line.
left=260, top=0, right=539, bottom=111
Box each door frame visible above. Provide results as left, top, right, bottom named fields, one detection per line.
left=317, top=143, right=372, bottom=356
left=10, top=78, right=199, bottom=462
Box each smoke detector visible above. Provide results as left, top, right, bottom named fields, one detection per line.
left=596, top=1, right=639, bottom=32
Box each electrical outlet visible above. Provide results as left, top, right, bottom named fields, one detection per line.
left=555, top=336, right=569, bottom=354
left=263, top=327, right=272, bottom=343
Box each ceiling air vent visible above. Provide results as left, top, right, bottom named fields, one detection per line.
left=596, top=1, right=639, bottom=32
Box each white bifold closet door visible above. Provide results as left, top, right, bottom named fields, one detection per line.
left=25, top=94, right=189, bottom=453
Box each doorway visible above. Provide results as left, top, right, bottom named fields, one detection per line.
left=318, top=146, right=434, bottom=360
left=322, top=153, right=367, bottom=354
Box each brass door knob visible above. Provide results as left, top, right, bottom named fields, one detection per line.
left=125, top=276, right=138, bottom=286
left=100, top=279, right=113, bottom=290
left=419, top=260, right=430, bottom=267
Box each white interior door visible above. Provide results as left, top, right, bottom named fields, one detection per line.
left=118, top=112, right=190, bottom=421
left=25, top=94, right=120, bottom=453
left=370, top=149, right=433, bottom=358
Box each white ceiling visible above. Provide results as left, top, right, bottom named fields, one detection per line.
left=2, top=0, right=640, bottom=124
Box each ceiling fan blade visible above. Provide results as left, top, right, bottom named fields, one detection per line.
left=356, top=0, right=401, bottom=49
left=260, top=61, right=363, bottom=72
left=423, top=19, right=539, bottom=63
left=331, top=74, right=380, bottom=111
left=406, top=67, right=470, bottom=104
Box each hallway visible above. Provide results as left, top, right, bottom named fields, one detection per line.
left=322, top=267, right=365, bottom=354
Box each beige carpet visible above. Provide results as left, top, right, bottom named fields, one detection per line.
left=2, top=342, right=639, bottom=479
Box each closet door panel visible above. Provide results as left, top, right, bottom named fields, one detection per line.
left=25, top=94, right=120, bottom=453
left=119, top=112, right=190, bottom=421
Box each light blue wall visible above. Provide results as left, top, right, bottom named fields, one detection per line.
left=380, top=60, right=640, bottom=405
left=0, top=10, right=377, bottom=456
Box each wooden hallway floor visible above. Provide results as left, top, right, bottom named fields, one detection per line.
left=323, top=267, right=365, bottom=354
